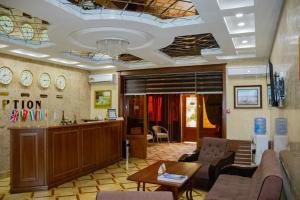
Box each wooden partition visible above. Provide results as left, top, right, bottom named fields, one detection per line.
left=10, top=120, right=123, bottom=193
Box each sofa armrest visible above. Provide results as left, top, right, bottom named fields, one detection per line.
left=209, top=152, right=235, bottom=181
left=178, top=150, right=200, bottom=162
left=219, top=164, right=258, bottom=178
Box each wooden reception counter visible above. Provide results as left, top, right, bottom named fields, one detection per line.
left=10, top=120, right=123, bottom=193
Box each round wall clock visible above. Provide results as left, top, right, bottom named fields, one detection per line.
left=55, top=75, right=66, bottom=90
left=21, top=23, right=34, bottom=40
left=40, top=29, right=49, bottom=42
left=20, top=70, right=33, bottom=87
left=0, top=66, right=13, bottom=85
left=0, top=16, right=14, bottom=34
left=39, top=72, right=51, bottom=88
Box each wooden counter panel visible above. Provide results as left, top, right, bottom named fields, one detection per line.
left=49, top=129, right=81, bottom=185
left=10, top=128, right=47, bottom=193
left=10, top=120, right=123, bottom=193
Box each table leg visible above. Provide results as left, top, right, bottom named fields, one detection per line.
left=172, top=187, right=179, bottom=200
left=188, top=180, right=193, bottom=200
left=143, top=182, right=146, bottom=191
left=137, top=182, right=140, bottom=191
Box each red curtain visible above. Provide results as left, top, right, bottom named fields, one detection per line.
left=148, top=95, right=162, bottom=122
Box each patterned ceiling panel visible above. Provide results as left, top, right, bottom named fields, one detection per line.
left=67, top=0, right=198, bottom=19
left=118, top=54, right=143, bottom=62
left=160, top=33, right=220, bottom=57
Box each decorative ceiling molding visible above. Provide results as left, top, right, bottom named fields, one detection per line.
left=160, top=33, right=220, bottom=57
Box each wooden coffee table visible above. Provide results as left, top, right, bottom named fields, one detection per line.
left=127, top=160, right=202, bottom=200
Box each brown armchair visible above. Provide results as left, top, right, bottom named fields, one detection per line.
left=179, top=137, right=234, bottom=190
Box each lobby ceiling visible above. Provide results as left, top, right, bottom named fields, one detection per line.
left=0, top=0, right=283, bottom=71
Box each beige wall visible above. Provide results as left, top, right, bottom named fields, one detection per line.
left=270, top=0, right=300, bottom=142
left=0, top=54, right=91, bottom=177
left=225, top=61, right=270, bottom=141
left=90, top=75, right=119, bottom=119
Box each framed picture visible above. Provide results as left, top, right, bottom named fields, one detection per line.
left=234, top=85, right=262, bottom=109
left=94, top=90, right=112, bottom=108
left=107, top=108, right=117, bottom=120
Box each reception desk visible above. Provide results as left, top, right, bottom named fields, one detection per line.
left=10, top=120, right=123, bottom=193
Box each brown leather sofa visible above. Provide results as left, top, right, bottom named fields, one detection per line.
left=96, top=191, right=173, bottom=200
left=205, top=149, right=283, bottom=200
left=179, top=137, right=234, bottom=190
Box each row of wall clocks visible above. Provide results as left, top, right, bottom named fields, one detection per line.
left=0, top=66, right=66, bottom=90
left=0, top=15, right=48, bottom=41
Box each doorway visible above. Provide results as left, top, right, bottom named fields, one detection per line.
left=181, top=94, right=198, bottom=142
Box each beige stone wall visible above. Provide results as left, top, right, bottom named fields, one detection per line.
left=0, top=54, right=91, bottom=177
left=225, top=60, right=270, bottom=140
left=270, top=0, right=300, bottom=142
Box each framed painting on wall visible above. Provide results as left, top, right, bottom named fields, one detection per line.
left=234, top=85, right=262, bottom=109
left=94, top=90, right=112, bottom=108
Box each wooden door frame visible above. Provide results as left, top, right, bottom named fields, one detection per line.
left=118, top=64, right=227, bottom=150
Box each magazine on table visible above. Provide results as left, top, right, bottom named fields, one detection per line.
left=157, top=173, right=188, bottom=184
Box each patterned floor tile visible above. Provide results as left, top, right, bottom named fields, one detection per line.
left=78, top=193, right=97, bottom=200
left=0, top=143, right=206, bottom=200
left=93, top=173, right=113, bottom=180
left=98, top=184, right=123, bottom=191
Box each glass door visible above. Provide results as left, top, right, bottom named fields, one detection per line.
left=182, top=94, right=198, bottom=142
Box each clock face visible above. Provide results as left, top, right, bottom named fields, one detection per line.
left=20, top=70, right=33, bottom=87
left=55, top=75, right=66, bottom=90
left=39, top=73, right=51, bottom=88
left=0, top=66, right=13, bottom=85
left=0, top=16, right=14, bottom=34
left=40, top=29, right=49, bottom=42
left=21, top=23, right=34, bottom=40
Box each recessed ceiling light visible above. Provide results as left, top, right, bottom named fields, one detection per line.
left=77, top=65, right=116, bottom=69
left=242, top=40, right=249, bottom=44
left=235, top=13, right=244, bottom=18
left=0, top=44, right=8, bottom=48
left=238, top=22, right=245, bottom=27
left=10, top=49, right=49, bottom=58
left=49, top=58, right=79, bottom=65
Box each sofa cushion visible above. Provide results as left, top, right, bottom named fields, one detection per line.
left=198, top=137, right=229, bottom=163
left=205, top=174, right=251, bottom=200
left=96, top=191, right=174, bottom=200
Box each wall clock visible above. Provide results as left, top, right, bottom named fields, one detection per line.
left=0, top=66, right=13, bottom=85
left=39, top=73, right=51, bottom=88
left=40, top=29, right=49, bottom=42
left=21, top=23, right=34, bottom=40
left=20, top=70, right=33, bottom=87
left=0, top=16, right=14, bottom=34
left=55, top=75, right=66, bottom=90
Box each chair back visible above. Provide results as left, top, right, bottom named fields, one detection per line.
left=248, top=150, right=283, bottom=200
left=152, top=125, right=162, bottom=134
left=198, top=137, right=229, bottom=163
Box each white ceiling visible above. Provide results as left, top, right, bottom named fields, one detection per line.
left=0, top=0, right=283, bottom=71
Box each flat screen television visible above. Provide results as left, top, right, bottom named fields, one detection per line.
left=268, top=61, right=278, bottom=107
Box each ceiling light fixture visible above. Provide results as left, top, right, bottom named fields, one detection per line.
left=0, top=44, right=8, bottom=48
left=77, top=64, right=116, bottom=69
left=238, top=22, right=245, bottom=27
left=96, top=38, right=129, bottom=59
left=235, top=13, right=244, bottom=18
left=242, top=40, right=249, bottom=44
left=10, top=49, right=49, bottom=58
left=49, top=58, right=79, bottom=65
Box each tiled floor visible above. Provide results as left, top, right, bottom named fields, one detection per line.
left=0, top=143, right=205, bottom=200
left=147, top=142, right=197, bottom=161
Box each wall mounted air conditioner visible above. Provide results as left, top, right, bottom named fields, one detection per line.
left=88, top=74, right=115, bottom=83
left=227, top=66, right=267, bottom=77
